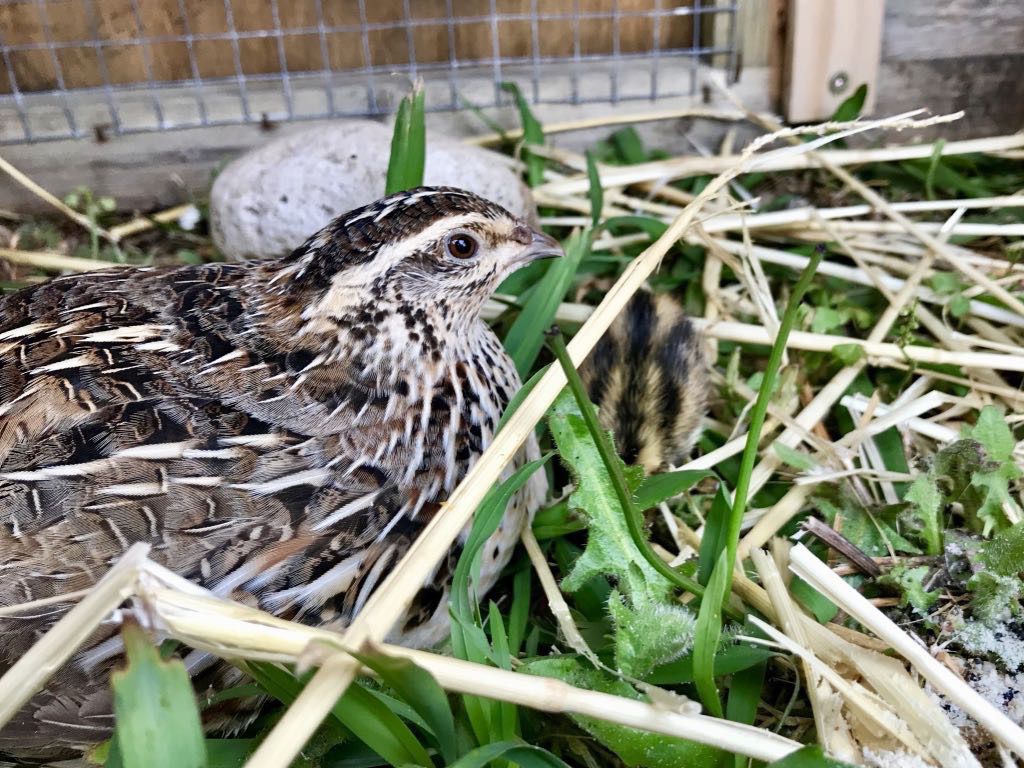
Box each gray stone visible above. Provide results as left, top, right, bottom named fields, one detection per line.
left=210, top=120, right=535, bottom=261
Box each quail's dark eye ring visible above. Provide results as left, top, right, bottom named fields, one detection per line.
left=445, top=232, right=479, bottom=259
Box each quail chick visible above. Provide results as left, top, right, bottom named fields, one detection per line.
left=0, top=187, right=558, bottom=753
left=579, top=289, right=708, bottom=472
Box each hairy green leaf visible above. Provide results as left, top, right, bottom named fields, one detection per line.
left=878, top=565, right=939, bottom=615
left=548, top=390, right=696, bottom=674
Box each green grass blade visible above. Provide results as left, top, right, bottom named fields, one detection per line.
left=499, top=82, right=545, bottom=187
left=585, top=150, right=603, bottom=228
left=487, top=601, right=519, bottom=740
left=603, top=214, right=668, bottom=241
left=243, top=661, right=429, bottom=767
left=507, top=566, right=532, bottom=657
left=634, top=469, right=711, bottom=511
left=110, top=622, right=207, bottom=768
left=692, top=548, right=728, bottom=718
left=497, top=364, right=549, bottom=435
left=697, top=486, right=732, bottom=586
left=645, top=643, right=775, bottom=685
left=204, top=740, right=258, bottom=768
left=449, top=457, right=550, bottom=744
left=335, top=682, right=432, bottom=768
left=924, top=138, right=947, bottom=201
left=504, top=229, right=587, bottom=378
left=385, top=81, right=426, bottom=195
left=352, top=649, right=459, bottom=764
left=727, top=657, right=768, bottom=768
left=720, top=245, right=824, bottom=598
left=447, top=741, right=570, bottom=768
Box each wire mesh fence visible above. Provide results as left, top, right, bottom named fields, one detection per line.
left=0, top=1, right=738, bottom=144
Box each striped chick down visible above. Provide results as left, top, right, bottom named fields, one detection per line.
left=580, top=289, right=708, bottom=473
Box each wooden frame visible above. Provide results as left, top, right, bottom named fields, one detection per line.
left=782, top=0, right=885, bottom=122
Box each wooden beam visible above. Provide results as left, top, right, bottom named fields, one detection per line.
left=783, top=0, right=885, bottom=122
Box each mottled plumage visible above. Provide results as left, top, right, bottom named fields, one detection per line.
left=0, top=187, right=557, bottom=754
left=580, top=290, right=708, bottom=472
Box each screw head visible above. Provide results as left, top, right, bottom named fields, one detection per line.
left=828, top=71, right=850, bottom=95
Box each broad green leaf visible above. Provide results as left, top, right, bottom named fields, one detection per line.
left=110, top=623, right=206, bottom=768
left=831, top=343, right=865, bottom=366
left=967, top=405, right=1015, bottom=462
left=928, top=271, right=961, bottom=295
left=878, top=565, right=939, bottom=615
left=692, top=549, right=728, bottom=717
left=811, top=306, right=845, bottom=334
left=773, top=442, right=816, bottom=471
left=977, top=522, right=1024, bottom=576
left=500, top=82, right=545, bottom=187
left=829, top=83, right=868, bottom=122
left=521, top=657, right=721, bottom=767
left=790, top=576, right=839, bottom=623
left=950, top=295, right=971, bottom=318
left=351, top=649, right=459, bottom=764
left=767, top=745, right=857, bottom=767
left=504, top=228, right=587, bottom=377
left=905, top=474, right=943, bottom=555
left=646, top=642, right=775, bottom=685
left=385, top=82, right=426, bottom=195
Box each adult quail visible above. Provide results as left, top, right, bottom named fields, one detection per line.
left=0, top=186, right=558, bottom=753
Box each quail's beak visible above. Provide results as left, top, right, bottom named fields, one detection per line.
left=523, top=230, right=563, bottom=264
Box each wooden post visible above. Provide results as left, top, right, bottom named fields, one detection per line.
left=783, top=0, right=885, bottom=122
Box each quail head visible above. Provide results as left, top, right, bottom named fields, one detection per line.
left=0, top=186, right=559, bottom=753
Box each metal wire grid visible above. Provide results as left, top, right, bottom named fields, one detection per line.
left=0, top=1, right=738, bottom=145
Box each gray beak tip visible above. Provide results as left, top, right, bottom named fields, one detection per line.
left=527, top=230, right=563, bottom=262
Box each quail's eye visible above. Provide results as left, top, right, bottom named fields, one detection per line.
left=445, top=233, right=479, bottom=259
